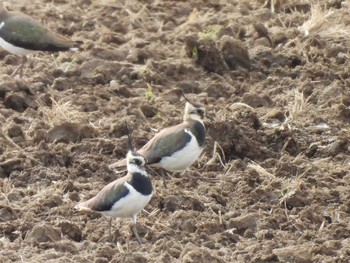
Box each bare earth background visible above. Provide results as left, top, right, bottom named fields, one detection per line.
left=0, top=0, right=350, bottom=262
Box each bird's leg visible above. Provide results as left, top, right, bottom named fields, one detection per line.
left=147, top=167, right=169, bottom=188
left=108, top=217, right=113, bottom=242
left=162, top=178, right=167, bottom=188
left=132, top=223, right=142, bottom=245
left=158, top=168, right=172, bottom=188
left=161, top=169, right=170, bottom=189
left=11, top=56, right=27, bottom=78
left=19, top=56, right=27, bottom=77
left=131, top=215, right=142, bottom=245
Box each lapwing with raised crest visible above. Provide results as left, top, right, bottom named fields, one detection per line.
left=109, top=93, right=211, bottom=173
left=75, top=128, right=153, bottom=244
left=0, top=5, right=78, bottom=77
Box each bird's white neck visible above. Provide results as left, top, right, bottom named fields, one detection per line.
left=127, top=163, right=148, bottom=176
left=183, top=113, right=204, bottom=124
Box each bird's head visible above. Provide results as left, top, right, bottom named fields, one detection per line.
left=126, top=151, right=147, bottom=167
left=183, top=101, right=207, bottom=122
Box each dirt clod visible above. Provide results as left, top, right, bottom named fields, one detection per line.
left=220, top=36, right=251, bottom=70
left=0, top=158, right=23, bottom=177
left=273, top=244, right=313, bottom=263
left=26, top=223, right=61, bottom=243
left=0, top=207, right=17, bottom=222
left=47, top=122, right=97, bottom=143
left=180, top=243, right=223, bottom=263
left=185, top=35, right=228, bottom=74
left=3, top=93, right=28, bottom=112
left=52, top=77, right=73, bottom=91
left=228, top=213, right=257, bottom=234
left=58, top=221, right=82, bottom=242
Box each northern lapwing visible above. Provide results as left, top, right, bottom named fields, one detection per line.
left=75, top=150, right=153, bottom=244
left=109, top=94, right=210, bottom=172
left=0, top=5, right=78, bottom=77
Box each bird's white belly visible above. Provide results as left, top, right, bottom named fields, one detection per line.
left=0, top=36, right=34, bottom=56
left=159, top=131, right=203, bottom=171
left=103, top=183, right=152, bottom=219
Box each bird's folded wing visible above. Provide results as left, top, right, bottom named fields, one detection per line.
left=138, top=124, right=192, bottom=164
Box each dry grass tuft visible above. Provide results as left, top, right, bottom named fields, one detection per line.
left=299, top=3, right=350, bottom=41
left=299, top=4, right=333, bottom=36
left=175, top=8, right=217, bottom=36
left=278, top=176, right=303, bottom=220
left=204, top=141, right=226, bottom=168
left=0, top=129, right=21, bottom=149
left=287, top=89, right=308, bottom=119
left=261, top=88, right=310, bottom=131
left=122, top=2, right=164, bottom=33
left=117, top=241, right=125, bottom=253
left=124, top=4, right=149, bottom=27
left=281, top=89, right=310, bottom=131
left=38, top=97, right=88, bottom=127
left=290, top=89, right=308, bottom=114
left=247, top=161, right=275, bottom=179
left=0, top=179, right=13, bottom=205
left=230, top=102, right=254, bottom=111
left=199, top=25, right=224, bottom=40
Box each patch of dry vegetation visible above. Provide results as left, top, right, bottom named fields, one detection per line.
left=299, top=3, right=350, bottom=41
left=37, top=97, right=89, bottom=127
left=283, top=89, right=310, bottom=130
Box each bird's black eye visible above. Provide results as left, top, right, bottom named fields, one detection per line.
left=197, top=109, right=204, bottom=115
left=134, top=158, right=142, bottom=166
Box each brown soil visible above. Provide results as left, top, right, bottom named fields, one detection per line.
left=1, top=0, right=350, bottom=262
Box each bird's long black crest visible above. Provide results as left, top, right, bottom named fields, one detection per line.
left=125, top=121, right=134, bottom=151
left=181, top=90, right=191, bottom=103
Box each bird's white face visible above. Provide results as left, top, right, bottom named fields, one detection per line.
left=183, top=102, right=206, bottom=122
left=126, top=151, right=147, bottom=167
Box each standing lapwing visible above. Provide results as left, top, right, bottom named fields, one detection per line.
left=109, top=93, right=210, bottom=172
left=75, top=130, right=153, bottom=244
left=0, top=5, right=77, bottom=77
